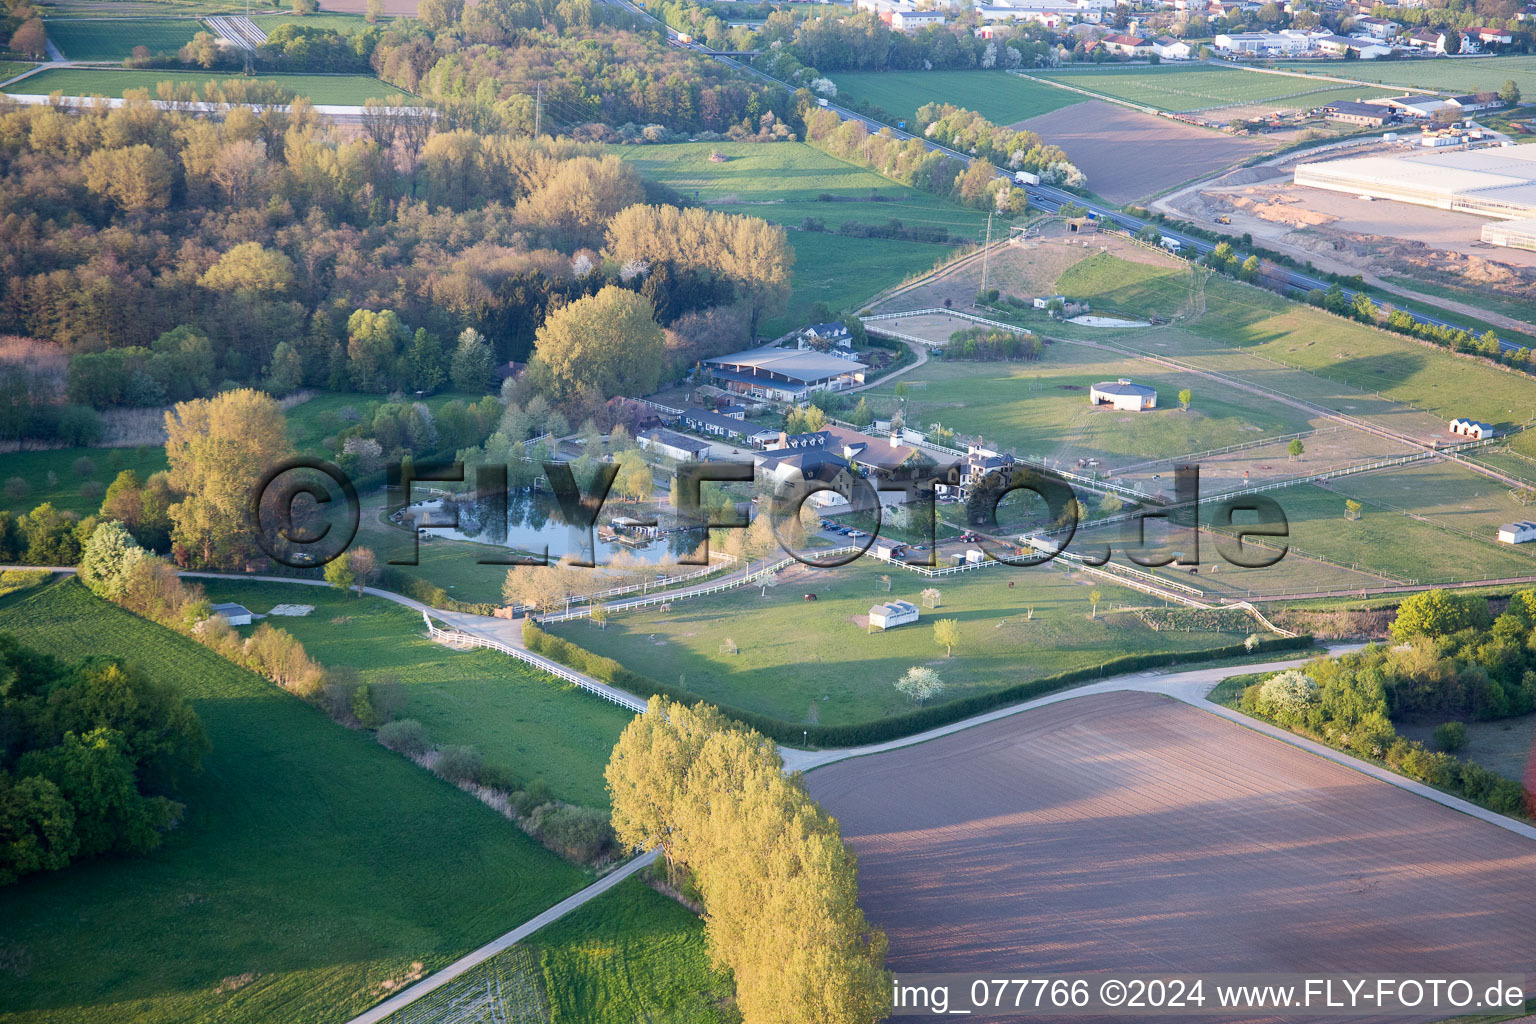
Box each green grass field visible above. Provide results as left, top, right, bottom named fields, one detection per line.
left=859, top=336, right=1316, bottom=465
left=378, top=874, right=728, bottom=1024
left=1, top=446, right=167, bottom=517
left=0, top=577, right=585, bottom=1024
left=831, top=69, right=1083, bottom=126
left=0, top=60, right=37, bottom=80
left=252, top=12, right=381, bottom=34
left=537, top=875, right=731, bottom=1024
left=617, top=141, right=985, bottom=332
left=1032, top=64, right=1391, bottom=113
left=2, top=68, right=401, bottom=104
left=194, top=579, right=632, bottom=807
left=1268, top=55, right=1536, bottom=99
left=550, top=560, right=1248, bottom=727
left=617, top=141, right=990, bottom=237
left=770, top=228, right=958, bottom=336
left=1187, top=277, right=1536, bottom=426
left=1215, top=482, right=1536, bottom=584
left=44, top=17, right=205, bottom=61
left=1055, top=250, right=1195, bottom=320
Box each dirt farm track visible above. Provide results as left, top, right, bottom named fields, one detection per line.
left=808, top=691, right=1536, bottom=1024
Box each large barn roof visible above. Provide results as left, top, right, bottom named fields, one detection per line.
left=706, top=346, right=868, bottom=384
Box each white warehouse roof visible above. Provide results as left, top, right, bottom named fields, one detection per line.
left=1294, top=146, right=1536, bottom=219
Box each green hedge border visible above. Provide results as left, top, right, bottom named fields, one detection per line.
left=522, top=621, right=1315, bottom=746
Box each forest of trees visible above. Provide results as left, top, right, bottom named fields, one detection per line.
left=0, top=95, right=791, bottom=443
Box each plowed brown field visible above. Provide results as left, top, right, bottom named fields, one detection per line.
left=809, top=691, right=1536, bottom=1022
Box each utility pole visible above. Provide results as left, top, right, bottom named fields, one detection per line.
left=981, top=213, right=993, bottom=298
left=534, top=81, right=542, bottom=138
left=243, top=0, right=254, bottom=76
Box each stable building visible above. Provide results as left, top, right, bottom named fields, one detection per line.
left=1449, top=417, right=1496, bottom=439
left=678, top=407, right=779, bottom=447
left=639, top=428, right=711, bottom=462
left=210, top=603, right=254, bottom=627
left=869, top=599, right=920, bottom=630
left=1498, top=521, right=1536, bottom=544
left=1325, top=100, right=1392, bottom=127
left=704, top=346, right=867, bottom=402
left=1090, top=379, right=1157, bottom=412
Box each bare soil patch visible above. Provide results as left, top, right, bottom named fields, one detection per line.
left=871, top=227, right=1091, bottom=314
left=1013, top=101, right=1272, bottom=204
left=810, top=691, right=1536, bottom=1021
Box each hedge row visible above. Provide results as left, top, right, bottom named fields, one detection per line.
left=522, top=621, right=1315, bottom=747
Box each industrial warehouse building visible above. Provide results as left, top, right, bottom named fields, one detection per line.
left=1482, top=216, right=1536, bottom=251
left=1090, top=379, right=1157, bottom=411
left=1294, top=146, right=1536, bottom=219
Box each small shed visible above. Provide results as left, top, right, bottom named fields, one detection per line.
left=210, top=602, right=253, bottom=626
left=869, top=599, right=920, bottom=630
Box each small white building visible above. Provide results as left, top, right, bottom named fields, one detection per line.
left=1498, top=520, right=1536, bottom=544
left=869, top=599, right=920, bottom=630
left=1449, top=417, right=1495, bottom=439
left=1090, top=379, right=1158, bottom=412
left=210, top=602, right=253, bottom=627
left=1153, top=36, right=1192, bottom=59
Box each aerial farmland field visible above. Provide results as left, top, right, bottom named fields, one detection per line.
left=1268, top=54, right=1536, bottom=99
left=809, top=690, right=1536, bottom=999
left=43, top=17, right=205, bottom=61
left=831, top=69, right=1083, bottom=125
left=1, top=68, right=402, bottom=104
left=1028, top=63, right=1389, bottom=113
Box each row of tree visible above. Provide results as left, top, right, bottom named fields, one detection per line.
left=606, top=698, right=890, bottom=1024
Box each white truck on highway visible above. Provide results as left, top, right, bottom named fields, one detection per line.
left=1013, top=170, right=1039, bottom=185
left=1159, top=236, right=1183, bottom=253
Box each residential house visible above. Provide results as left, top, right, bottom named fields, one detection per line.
left=798, top=321, right=853, bottom=350
left=1353, top=15, right=1397, bottom=37
left=753, top=447, right=858, bottom=507
left=1407, top=27, right=1453, bottom=51
left=1102, top=32, right=1150, bottom=54
left=1472, top=26, right=1514, bottom=47
left=891, top=8, right=946, bottom=28
left=1153, top=36, right=1193, bottom=58
left=939, top=442, right=1021, bottom=501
